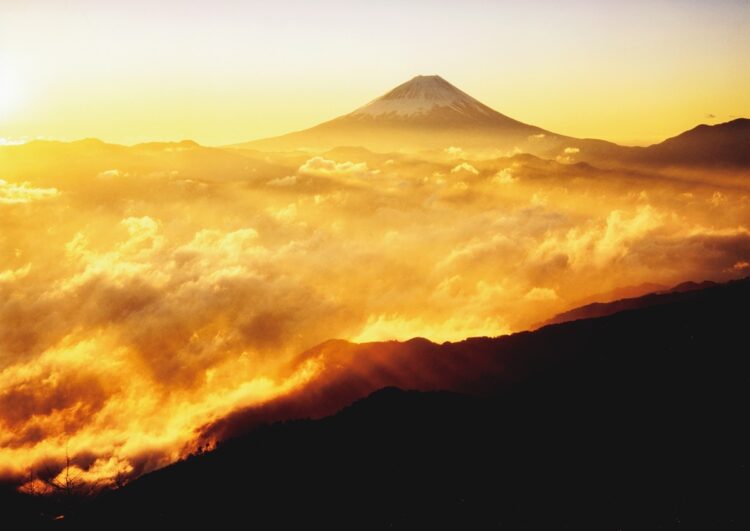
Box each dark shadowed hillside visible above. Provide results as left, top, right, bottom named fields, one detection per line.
left=538, top=279, right=718, bottom=327
left=627, top=119, right=750, bottom=168
left=8, top=277, right=750, bottom=529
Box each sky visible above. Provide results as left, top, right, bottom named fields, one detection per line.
left=0, top=0, right=748, bottom=146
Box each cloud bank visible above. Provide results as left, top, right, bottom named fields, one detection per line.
left=0, top=140, right=748, bottom=488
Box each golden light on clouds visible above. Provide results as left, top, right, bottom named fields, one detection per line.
left=0, top=179, right=59, bottom=204
left=1, top=139, right=749, bottom=487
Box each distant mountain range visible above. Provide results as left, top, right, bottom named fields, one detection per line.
left=4, top=76, right=746, bottom=168
left=13, top=276, right=746, bottom=528
left=234, top=75, right=750, bottom=167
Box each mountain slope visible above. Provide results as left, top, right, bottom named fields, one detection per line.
left=627, top=118, right=750, bottom=167
left=538, top=279, right=719, bottom=327
left=234, top=75, right=616, bottom=155
left=193, top=277, right=750, bottom=445
left=233, top=76, right=749, bottom=168
left=23, top=276, right=748, bottom=529
left=346, top=75, right=533, bottom=127
left=0, top=138, right=297, bottom=186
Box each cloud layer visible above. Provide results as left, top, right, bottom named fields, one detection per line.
left=1, top=141, right=748, bottom=488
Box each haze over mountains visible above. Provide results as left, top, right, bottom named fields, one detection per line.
left=236, top=75, right=749, bottom=168
left=2, top=75, right=746, bottom=171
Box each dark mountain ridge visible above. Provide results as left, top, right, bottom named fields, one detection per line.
left=539, top=278, right=721, bottom=327
left=11, top=276, right=749, bottom=529
left=625, top=118, right=750, bottom=168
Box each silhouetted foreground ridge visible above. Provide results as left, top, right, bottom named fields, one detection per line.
left=9, top=277, right=750, bottom=529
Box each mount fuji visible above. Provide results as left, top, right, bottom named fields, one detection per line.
left=233, top=75, right=749, bottom=166
left=234, top=75, right=578, bottom=154
left=347, top=75, right=534, bottom=127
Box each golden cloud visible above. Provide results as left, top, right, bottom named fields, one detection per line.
left=266, top=175, right=297, bottom=186
left=492, top=168, right=517, bottom=184
left=298, top=156, right=374, bottom=178
left=524, top=287, right=559, bottom=301
left=450, top=162, right=479, bottom=175
left=0, top=140, right=748, bottom=488
left=0, top=179, right=59, bottom=204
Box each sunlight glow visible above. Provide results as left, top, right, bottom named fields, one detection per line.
left=0, top=67, right=23, bottom=119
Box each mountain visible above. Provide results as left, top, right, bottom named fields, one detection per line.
left=559, top=282, right=668, bottom=308
left=234, top=75, right=619, bottom=156
left=12, top=277, right=748, bottom=528
left=7, top=78, right=745, bottom=168
left=627, top=118, right=750, bottom=168
left=0, top=138, right=297, bottom=186
left=346, top=75, right=536, bottom=128
left=191, top=277, right=748, bottom=445
left=233, top=76, right=749, bottom=168
left=537, top=278, right=718, bottom=327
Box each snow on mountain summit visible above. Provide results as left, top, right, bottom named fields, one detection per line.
left=350, top=75, right=495, bottom=118
left=238, top=74, right=549, bottom=151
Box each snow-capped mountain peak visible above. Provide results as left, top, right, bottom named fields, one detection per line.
left=238, top=74, right=547, bottom=151
left=350, top=75, right=495, bottom=118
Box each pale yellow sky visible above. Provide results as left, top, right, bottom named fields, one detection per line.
left=1, top=0, right=748, bottom=146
